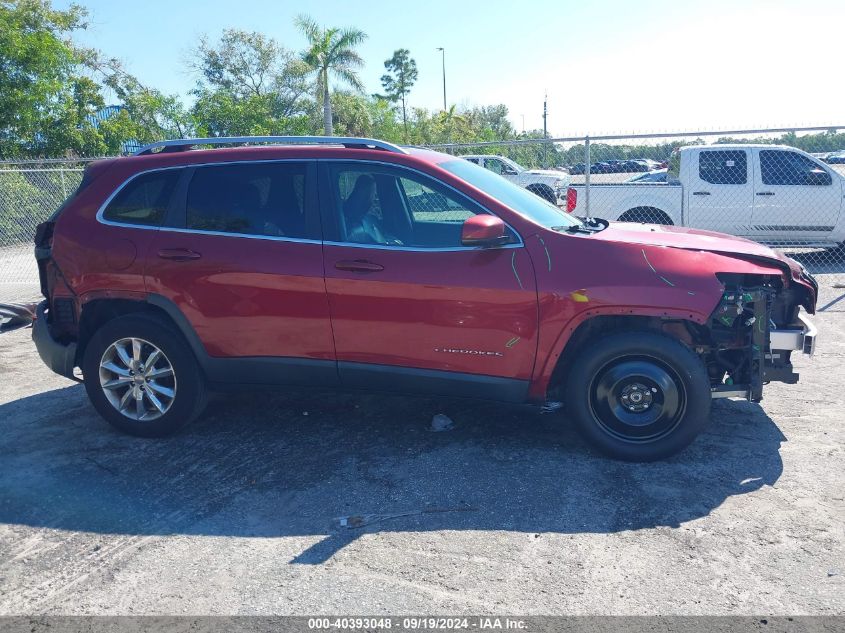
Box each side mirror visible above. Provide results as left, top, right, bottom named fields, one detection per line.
left=806, top=168, right=832, bottom=186
left=501, top=167, right=518, bottom=176
left=461, top=215, right=510, bottom=247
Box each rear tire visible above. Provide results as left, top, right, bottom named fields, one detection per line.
left=564, top=331, right=710, bottom=461
left=82, top=313, right=207, bottom=437
left=526, top=184, right=558, bottom=204
left=618, top=207, right=674, bottom=225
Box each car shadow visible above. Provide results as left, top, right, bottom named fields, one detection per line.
left=0, top=384, right=785, bottom=564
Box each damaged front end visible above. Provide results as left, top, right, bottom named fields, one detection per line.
left=704, top=272, right=817, bottom=402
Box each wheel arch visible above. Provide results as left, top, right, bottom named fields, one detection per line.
left=618, top=206, right=674, bottom=225
left=534, top=309, right=710, bottom=402
left=76, top=294, right=208, bottom=368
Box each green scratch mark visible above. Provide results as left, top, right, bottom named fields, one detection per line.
left=506, top=336, right=520, bottom=348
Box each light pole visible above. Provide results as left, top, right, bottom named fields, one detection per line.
left=436, top=47, right=446, bottom=111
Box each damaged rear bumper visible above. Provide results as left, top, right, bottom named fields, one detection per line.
left=32, top=300, right=77, bottom=380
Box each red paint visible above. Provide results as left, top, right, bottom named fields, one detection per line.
left=566, top=187, right=578, bottom=213
left=460, top=214, right=506, bottom=244
left=44, top=144, right=817, bottom=402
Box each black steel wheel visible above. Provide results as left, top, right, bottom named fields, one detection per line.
left=589, top=357, right=686, bottom=443
left=565, top=331, right=710, bottom=461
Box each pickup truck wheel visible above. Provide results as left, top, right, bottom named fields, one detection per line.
left=82, top=314, right=208, bottom=437
left=526, top=184, right=557, bottom=204
left=565, top=331, right=710, bottom=461
left=618, top=207, right=673, bottom=225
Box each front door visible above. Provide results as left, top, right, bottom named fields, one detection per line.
left=750, top=148, right=842, bottom=245
left=685, top=148, right=754, bottom=236
left=319, top=161, right=538, bottom=401
left=145, top=159, right=337, bottom=382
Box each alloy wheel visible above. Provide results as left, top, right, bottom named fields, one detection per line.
left=98, top=337, right=177, bottom=421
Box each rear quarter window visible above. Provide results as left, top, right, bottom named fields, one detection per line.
left=102, top=170, right=179, bottom=226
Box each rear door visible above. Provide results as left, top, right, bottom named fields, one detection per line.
left=685, top=148, right=754, bottom=236
left=319, top=160, right=538, bottom=401
left=750, top=148, right=841, bottom=244
left=144, top=160, right=337, bottom=383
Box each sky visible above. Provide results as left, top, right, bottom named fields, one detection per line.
left=56, top=0, right=845, bottom=137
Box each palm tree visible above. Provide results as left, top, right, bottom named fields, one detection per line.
left=296, top=15, right=367, bottom=136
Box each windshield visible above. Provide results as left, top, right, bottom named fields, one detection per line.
left=440, top=159, right=582, bottom=228
left=499, top=156, right=524, bottom=173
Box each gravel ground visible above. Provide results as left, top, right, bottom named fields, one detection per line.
left=0, top=282, right=843, bottom=615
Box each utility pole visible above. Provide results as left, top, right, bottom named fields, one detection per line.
left=542, top=92, right=548, bottom=167
left=436, top=47, right=447, bottom=111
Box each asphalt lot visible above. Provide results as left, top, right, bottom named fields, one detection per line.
left=0, top=280, right=843, bottom=615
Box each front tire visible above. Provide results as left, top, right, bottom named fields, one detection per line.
left=565, top=331, right=710, bottom=461
left=526, top=184, right=558, bottom=204
left=82, top=313, right=207, bottom=437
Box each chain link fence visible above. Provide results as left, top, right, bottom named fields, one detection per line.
left=1, top=127, right=844, bottom=307
left=0, top=160, right=87, bottom=304
left=432, top=126, right=845, bottom=299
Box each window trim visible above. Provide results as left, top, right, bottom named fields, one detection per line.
left=697, top=149, right=749, bottom=186
left=95, top=158, right=523, bottom=251
left=318, top=159, right=524, bottom=252
left=95, top=159, right=323, bottom=245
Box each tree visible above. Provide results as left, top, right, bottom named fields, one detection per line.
left=465, top=105, right=515, bottom=141
left=102, top=71, right=192, bottom=146
left=380, top=49, right=417, bottom=140
left=0, top=0, right=92, bottom=157
left=191, top=29, right=309, bottom=113
left=188, top=29, right=311, bottom=138
left=296, top=15, right=367, bottom=136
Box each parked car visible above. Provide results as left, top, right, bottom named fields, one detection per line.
left=637, top=158, right=663, bottom=171
left=461, top=155, right=569, bottom=203
left=617, top=160, right=643, bottom=173
left=33, top=136, right=817, bottom=462
left=626, top=169, right=668, bottom=183
left=569, top=144, right=845, bottom=248
left=568, top=163, right=587, bottom=175
left=825, top=152, right=845, bottom=165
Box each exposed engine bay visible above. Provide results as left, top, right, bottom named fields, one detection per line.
left=702, top=272, right=817, bottom=401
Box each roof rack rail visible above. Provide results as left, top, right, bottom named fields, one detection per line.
left=133, top=135, right=408, bottom=156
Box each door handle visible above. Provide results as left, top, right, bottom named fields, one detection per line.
left=756, top=192, right=775, bottom=196
left=158, top=248, right=202, bottom=261
left=334, top=259, right=384, bottom=273
left=692, top=191, right=710, bottom=196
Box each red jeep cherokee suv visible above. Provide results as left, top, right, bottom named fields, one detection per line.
left=32, top=136, right=818, bottom=461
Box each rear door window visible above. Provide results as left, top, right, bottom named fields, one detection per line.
left=698, top=150, right=747, bottom=185
left=103, top=170, right=180, bottom=226
left=185, top=162, right=314, bottom=238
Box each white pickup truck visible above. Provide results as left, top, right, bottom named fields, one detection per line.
left=570, top=144, right=845, bottom=248
left=462, top=155, right=570, bottom=204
